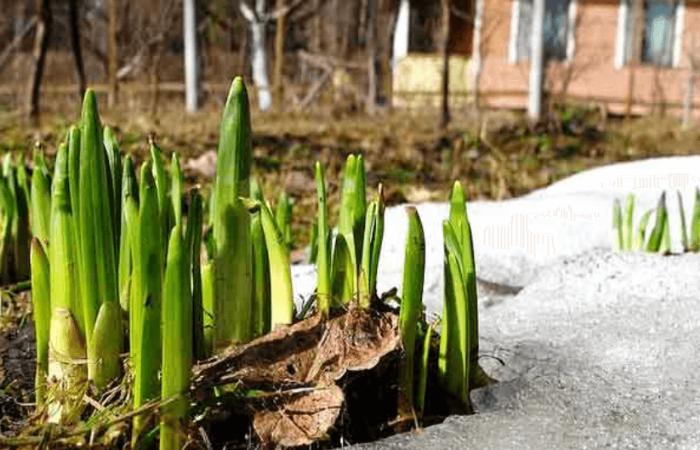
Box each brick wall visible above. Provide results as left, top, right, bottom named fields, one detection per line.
left=479, top=0, right=700, bottom=118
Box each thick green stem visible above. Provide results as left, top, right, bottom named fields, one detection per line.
left=678, top=190, right=689, bottom=251
left=398, top=206, right=425, bottom=417
left=77, top=90, right=121, bottom=387
left=30, top=238, right=50, bottom=410
left=185, top=189, right=205, bottom=360
left=160, top=225, right=191, bottom=450
left=131, top=165, right=163, bottom=442
left=613, top=199, right=623, bottom=251
left=314, top=162, right=331, bottom=316
left=251, top=212, right=271, bottom=337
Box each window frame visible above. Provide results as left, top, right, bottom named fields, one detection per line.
left=614, top=0, right=686, bottom=69
left=508, top=0, right=578, bottom=65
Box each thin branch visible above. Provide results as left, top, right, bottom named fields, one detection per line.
left=239, top=0, right=308, bottom=23
left=0, top=17, right=37, bottom=72
left=451, top=5, right=474, bottom=23
left=239, top=0, right=257, bottom=22
left=268, top=0, right=307, bottom=21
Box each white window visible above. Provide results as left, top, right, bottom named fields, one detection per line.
left=509, top=0, right=578, bottom=64
left=615, top=0, right=685, bottom=68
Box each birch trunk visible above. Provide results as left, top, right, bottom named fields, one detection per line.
left=392, top=0, right=409, bottom=72
left=251, top=0, right=272, bottom=111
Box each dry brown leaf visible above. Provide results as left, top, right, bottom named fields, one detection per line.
left=193, top=307, right=400, bottom=389
left=253, top=384, right=343, bottom=447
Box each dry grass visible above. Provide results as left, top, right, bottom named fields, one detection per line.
left=1, top=98, right=699, bottom=253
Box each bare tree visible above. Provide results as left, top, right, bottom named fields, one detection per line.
left=107, top=0, right=117, bottom=106
left=0, top=18, right=36, bottom=76
left=379, top=0, right=399, bottom=111
left=240, top=0, right=304, bottom=111
left=27, top=0, right=52, bottom=124
left=312, top=0, right=321, bottom=53
left=366, top=0, right=377, bottom=115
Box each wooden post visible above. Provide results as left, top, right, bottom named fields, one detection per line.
left=27, top=0, right=51, bottom=124
left=107, top=0, right=118, bottom=107
left=274, top=0, right=286, bottom=112
left=184, top=0, right=198, bottom=112
left=440, top=0, right=451, bottom=129
left=528, top=0, right=545, bottom=122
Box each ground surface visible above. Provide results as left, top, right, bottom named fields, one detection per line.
left=2, top=101, right=700, bottom=447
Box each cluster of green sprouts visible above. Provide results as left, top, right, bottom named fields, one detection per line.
left=0, top=154, right=32, bottom=285
left=613, top=189, right=700, bottom=253
left=24, top=76, right=490, bottom=448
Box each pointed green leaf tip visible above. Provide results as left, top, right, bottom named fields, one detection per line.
left=213, top=76, right=254, bottom=346
left=218, top=76, right=252, bottom=186
left=81, top=89, right=100, bottom=129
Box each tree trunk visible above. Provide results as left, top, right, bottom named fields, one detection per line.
left=107, top=0, right=118, bottom=107
left=340, top=0, right=353, bottom=58
left=184, top=0, right=199, bottom=112
left=379, top=0, right=399, bottom=111
left=238, top=22, right=248, bottom=76
left=150, top=52, right=162, bottom=115
left=440, top=0, right=450, bottom=129
left=27, top=0, right=52, bottom=124
left=527, top=0, right=545, bottom=122
left=251, top=0, right=272, bottom=111
left=626, top=0, right=645, bottom=119
left=313, top=0, right=322, bottom=53
left=273, top=0, right=285, bottom=112
left=331, top=0, right=339, bottom=55
left=366, top=0, right=377, bottom=115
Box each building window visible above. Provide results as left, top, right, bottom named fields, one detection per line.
left=616, top=0, right=685, bottom=68
left=509, top=0, right=577, bottom=64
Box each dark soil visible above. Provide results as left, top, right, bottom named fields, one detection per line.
left=0, top=300, right=468, bottom=449
left=0, top=318, right=35, bottom=436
